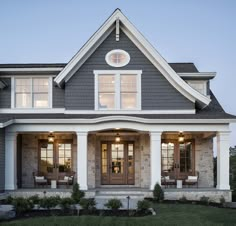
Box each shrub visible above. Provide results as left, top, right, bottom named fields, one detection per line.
left=153, top=183, right=164, bottom=202
left=5, top=195, right=13, bottom=204
left=200, top=196, right=210, bottom=205
left=28, top=195, right=40, bottom=205
left=39, top=196, right=61, bottom=209
left=71, top=183, right=85, bottom=203
left=12, top=197, right=34, bottom=215
left=79, top=198, right=96, bottom=210
left=60, top=197, right=75, bottom=210
left=179, top=195, right=188, bottom=203
left=137, top=200, right=151, bottom=213
left=104, top=198, right=123, bottom=210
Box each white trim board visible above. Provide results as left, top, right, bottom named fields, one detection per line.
left=54, top=9, right=211, bottom=108
left=0, top=116, right=235, bottom=129
left=0, top=108, right=195, bottom=114
left=0, top=67, right=63, bottom=72
left=178, top=72, right=216, bottom=79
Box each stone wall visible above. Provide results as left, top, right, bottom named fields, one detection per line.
left=140, top=134, right=150, bottom=188
left=21, top=133, right=77, bottom=188
left=195, top=136, right=214, bottom=187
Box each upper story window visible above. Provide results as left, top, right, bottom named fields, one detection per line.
left=13, top=77, right=51, bottom=108
left=187, top=80, right=207, bottom=96
left=94, top=70, right=142, bottom=110
left=105, top=49, right=130, bottom=67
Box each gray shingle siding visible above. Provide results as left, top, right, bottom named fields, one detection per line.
left=0, top=128, right=5, bottom=191
left=53, top=81, right=65, bottom=108
left=65, top=29, right=194, bottom=110
left=0, top=78, right=11, bottom=108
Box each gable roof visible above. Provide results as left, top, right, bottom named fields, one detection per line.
left=54, top=9, right=211, bottom=108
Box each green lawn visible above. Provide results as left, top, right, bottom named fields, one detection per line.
left=1, top=203, right=236, bottom=226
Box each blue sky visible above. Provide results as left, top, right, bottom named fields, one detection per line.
left=0, top=0, right=235, bottom=146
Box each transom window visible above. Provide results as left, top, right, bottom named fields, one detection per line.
left=94, top=70, right=141, bottom=110
left=105, top=49, right=130, bottom=67
left=14, top=77, right=51, bottom=108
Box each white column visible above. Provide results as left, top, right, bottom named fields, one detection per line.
left=5, top=132, right=17, bottom=190
left=150, top=131, right=162, bottom=190
left=76, top=132, right=88, bottom=190
left=216, top=131, right=230, bottom=190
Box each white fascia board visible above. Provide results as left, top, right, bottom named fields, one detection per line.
left=0, top=108, right=194, bottom=114
left=11, top=117, right=236, bottom=125
left=0, top=68, right=63, bottom=72
left=178, top=72, right=216, bottom=78
left=53, top=9, right=211, bottom=107
left=0, top=108, right=65, bottom=114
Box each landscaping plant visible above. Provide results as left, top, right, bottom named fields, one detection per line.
left=104, top=198, right=123, bottom=211
left=137, top=200, right=151, bottom=213
left=79, top=198, right=96, bottom=211
left=39, top=196, right=61, bottom=210
left=71, top=183, right=85, bottom=203
left=153, top=183, right=164, bottom=202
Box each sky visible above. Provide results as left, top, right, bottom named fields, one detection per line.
left=0, top=0, right=235, bottom=146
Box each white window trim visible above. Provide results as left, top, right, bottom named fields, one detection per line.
left=94, top=70, right=142, bottom=111
left=187, top=80, right=207, bottom=96
left=105, top=49, right=130, bottom=67
left=11, top=76, right=53, bottom=109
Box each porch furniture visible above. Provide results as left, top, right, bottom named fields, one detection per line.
left=57, top=171, right=75, bottom=188
left=177, top=180, right=183, bottom=189
left=32, top=172, right=48, bottom=188
left=184, top=171, right=199, bottom=188
left=161, top=175, right=176, bottom=188
left=51, top=180, right=57, bottom=189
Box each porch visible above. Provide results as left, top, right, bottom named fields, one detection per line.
left=4, top=120, right=231, bottom=201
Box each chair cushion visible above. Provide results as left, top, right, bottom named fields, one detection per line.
left=185, top=179, right=197, bottom=183
left=64, top=176, right=69, bottom=181
left=188, top=176, right=198, bottom=180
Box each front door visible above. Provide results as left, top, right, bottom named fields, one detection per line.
left=161, top=140, right=195, bottom=179
left=39, top=139, right=72, bottom=180
left=101, top=142, right=134, bottom=185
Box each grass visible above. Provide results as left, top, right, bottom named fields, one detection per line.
left=1, top=203, right=236, bottom=226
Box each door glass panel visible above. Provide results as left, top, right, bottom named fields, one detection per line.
left=101, top=144, right=108, bottom=174
left=128, top=144, right=134, bottom=174
left=161, top=142, right=175, bottom=173
left=57, top=143, right=72, bottom=172
left=180, top=142, right=193, bottom=173
left=40, top=143, right=54, bottom=173
left=111, top=144, right=124, bottom=174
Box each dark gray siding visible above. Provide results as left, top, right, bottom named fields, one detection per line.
left=53, top=82, right=65, bottom=108
left=0, top=78, right=11, bottom=108
left=65, top=29, right=194, bottom=110
left=0, top=128, right=5, bottom=191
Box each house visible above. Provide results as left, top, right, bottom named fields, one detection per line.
left=0, top=9, right=235, bottom=202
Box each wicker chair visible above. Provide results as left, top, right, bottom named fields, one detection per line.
left=184, top=171, right=199, bottom=188
left=161, top=171, right=176, bottom=188
left=32, top=172, right=48, bottom=188
left=57, top=171, right=75, bottom=188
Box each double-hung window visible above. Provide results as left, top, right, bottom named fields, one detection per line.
left=94, top=70, right=141, bottom=110
left=14, top=77, right=51, bottom=108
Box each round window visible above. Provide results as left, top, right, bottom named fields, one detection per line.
left=105, top=49, right=130, bottom=67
